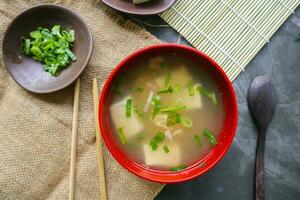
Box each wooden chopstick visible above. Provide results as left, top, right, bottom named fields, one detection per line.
left=93, top=78, right=108, bottom=200
left=68, top=78, right=81, bottom=200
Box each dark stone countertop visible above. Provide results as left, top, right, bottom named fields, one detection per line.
left=121, top=6, right=300, bottom=200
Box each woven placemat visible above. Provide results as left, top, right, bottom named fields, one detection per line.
left=0, top=1, right=164, bottom=199
left=161, top=0, right=300, bottom=81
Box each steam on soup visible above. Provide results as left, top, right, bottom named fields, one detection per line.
left=109, top=55, right=224, bottom=171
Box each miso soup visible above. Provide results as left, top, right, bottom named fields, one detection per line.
left=109, top=55, right=224, bottom=171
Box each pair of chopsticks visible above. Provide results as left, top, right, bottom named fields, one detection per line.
left=68, top=78, right=108, bottom=200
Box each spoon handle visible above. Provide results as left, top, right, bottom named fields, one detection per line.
left=255, top=131, right=266, bottom=200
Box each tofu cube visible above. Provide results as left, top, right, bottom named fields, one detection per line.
left=154, top=65, right=193, bottom=88
left=177, top=84, right=202, bottom=109
left=143, top=142, right=181, bottom=167
left=109, top=97, right=143, bottom=139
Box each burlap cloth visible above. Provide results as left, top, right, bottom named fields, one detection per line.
left=0, top=1, right=164, bottom=199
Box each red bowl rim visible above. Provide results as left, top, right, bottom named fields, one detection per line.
left=99, top=44, right=238, bottom=183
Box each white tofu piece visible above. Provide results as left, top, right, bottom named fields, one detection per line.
left=143, top=142, right=181, bottom=167
left=172, top=65, right=193, bottom=86
left=154, top=65, right=193, bottom=88
left=177, top=84, right=202, bottom=110
left=109, top=97, right=143, bottom=139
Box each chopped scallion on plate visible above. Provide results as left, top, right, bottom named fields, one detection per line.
left=21, top=25, right=76, bottom=76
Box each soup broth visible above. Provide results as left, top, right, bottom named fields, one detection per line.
left=109, top=54, right=224, bottom=171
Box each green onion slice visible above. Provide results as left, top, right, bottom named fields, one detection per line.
left=196, top=85, right=218, bottom=105
left=170, top=165, right=188, bottom=172
left=163, top=145, right=170, bottom=154
left=125, top=98, right=132, bottom=117
left=117, top=127, right=127, bottom=144
left=193, top=135, right=202, bottom=146
left=188, top=82, right=195, bottom=96
left=181, top=115, right=193, bottom=128
left=149, top=131, right=165, bottom=150
left=157, top=86, right=173, bottom=94
left=203, top=128, right=218, bottom=145
left=164, top=73, right=172, bottom=88
left=160, top=105, right=186, bottom=113
left=151, top=95, right=162, bottom=119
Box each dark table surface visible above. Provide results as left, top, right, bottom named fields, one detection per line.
left=121, top=6, right=300, bottom=200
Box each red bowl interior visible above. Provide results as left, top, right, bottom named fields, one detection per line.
left=99, top=44, right=238, bottom=183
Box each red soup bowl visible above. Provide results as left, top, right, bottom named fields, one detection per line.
left=99, top=44, right=238, bottom=183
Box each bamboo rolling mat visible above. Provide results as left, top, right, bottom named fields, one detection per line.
left=161, top=0, right=300, bottom=81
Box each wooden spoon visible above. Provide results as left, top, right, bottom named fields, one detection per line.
left=247, top=76, right=277, bottom=200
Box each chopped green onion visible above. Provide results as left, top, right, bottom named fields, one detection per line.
left=160, top=105, right=186, bottom=113
left=114, top=74, right=125, bottom=95
left=173, top=83, right=181, bottom=93
left=181, top=115, right=193, bottom=128
left=136, top=132, right=145, bottom=140
left=160, top=63, right=166, bottom=68
left=170, top=165, right=188, bottom=172
left=164, top=73, right=172, bottom=88
left=151, top=95, right=161, bottom=119
left=198, top=162, right=206, bottom=168
left=193, top=135, right=202, bottom=146
left=136, top=87, right=144, bottom=93
left=196, top=85, right=218, bottom=105
left=167, top=112, right=181, bottom=126
left=209, top=93, right=218, bottom=105
left=157, top=86, right=173, bottom=94
left=20, top=25, right=76, bottom=76
left=153, top=131, right=165, bottom=143
left=188, top=82, right=195, bottom=96
left=163, top=145, right=170, bottom=154
left=65, top=48, right=77, bottom=61
left=134, top=107, right=144, bottom=118
left=150, top=140, right=158, bottom=150
left=149, top=131, right=165, bottom=150
left=203, top=128, right=218, bottom=145
left=117, top=127, right=127, bottom=144
left=125, top=98, right=132, bottom=117
left=30, top=30, right=42, bottom=39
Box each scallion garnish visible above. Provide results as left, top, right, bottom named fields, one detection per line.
left=198, top=162, right=206, bottom=168
left=167, top=112, right=181, bottom=126
left=181, top=115, right=193, bottom=128
left=117, top=127, right=127, bottom=144
left=188, top=82, right=195, bottom=96
left=157, top=86, right=174, bottom=94
left=174, top=83, right=181, bottom=93
left=196, top=85, right=218, bottom=105
left=160, top=63, right=166, bottom=68
left=136, top=87, right=144, bottom=93
left=134, top=107, right=144, bottom=118
left=163, top=145, right=170, bottom=154
left=151, top=95, right=162, bottom=119
left=164, top=73, right=172, bottom=88
left=125, top=98, right=132, bottom=117
left=193, top=135, right=202, bottom=146
left=21, top=25, right=76, bottom=76
left=149, top=131, right=165, bottom=150
left=114, top=74, right=125, bottom=95
left=136, top=132, right=145, bottom=140
left=160, top=105, right=186, bottom=113
left=170, top=165, right=188, bottom=172
left=203, top=128, right=218, bottom=145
